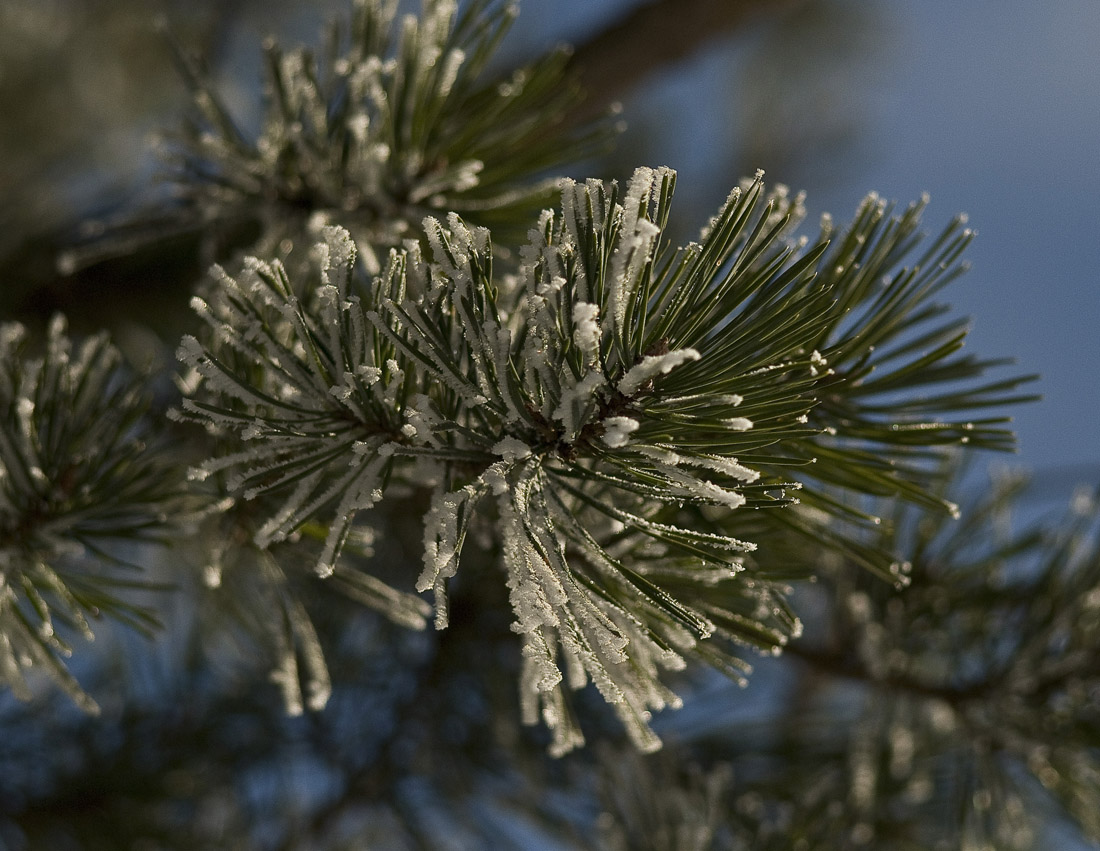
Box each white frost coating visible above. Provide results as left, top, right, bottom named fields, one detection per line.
left=177, top=335, right=279, bottom=412
left=422, top=216, right=463, bottom=279
left=603, top=501, right=756, bottom=553
left=559, top=178, right=586, bottom=250
left=369, top=307, right=487, bottom=407
left=635, top=451, right=746, bottom=509
left=320, top=226, right=356, bottom=296
left=418, top=458, right=517, bottom=625
left=254, top=471, right=325, bottom=548
left=558, top=179, right=602, bottom=303
left=552, top=371, right=604, bottom=441
left=492, top=436, right=531, bottom=462
left=382, top=358, right=404, bottom=405
left=500, top=484, right=562, bottom=634
left=617, top=348, right=700, bottom=396
left=328, top=372, right=355, bottom=403
left=571, top=302, right=601, bottom=363
left=488, top=322, right=524, bottom=424
left=809, top=348, right=832, bottom=377
left=673, top=474, right=745, bottom=509
left=634, top=445, right=759, bottom=483
left=700, top=184, right=744, bottom=241
left=620, top=167, right=655, bottom=235
left=502, top=506, right=655, bottom=725
left=436, top=47, right=466, bottom=98
left=604, top=168, right=666, bottom=332
left=659, top=391, right=743, bottom=408
left=357, top=364, right=382, bottom=385
left=632, top=445, right=680, bottom=466
left=309, top=454, right=380, bottom=530
left=404, top=394, right=443, bottom=447
left=609, top=219, right=661, bottom=334
left=315, top=453, right=390, bottom=578
left=419, top=485, right=479, bottom=600
left=601, top=416, right=639, bottom=448
left=482, top=463, right=510, bottom=496
left=536, top=275, right=565, bottom=297
left=683, top=453, right=759, bottom=483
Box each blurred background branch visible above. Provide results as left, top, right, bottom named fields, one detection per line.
left=564, top=0, right=812, bottom=125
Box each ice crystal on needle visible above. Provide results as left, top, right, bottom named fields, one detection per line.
left=600, top=416, right=640, bottom=448
left=617, top=349, right=700, bottom=396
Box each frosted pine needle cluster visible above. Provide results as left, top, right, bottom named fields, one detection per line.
left=0, top=316, right=177, bottom=712
left=736, top=471, right=1100, bottom=849
left=178, top=160, right=1037, bottom=751
left=160, top=0, right=610, bottom=278
left=176, top=227, right=409, bottom=579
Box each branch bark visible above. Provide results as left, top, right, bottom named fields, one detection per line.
left=564, top=0, right=812, bottom=123
left=783, top=642, right=998, bottom=707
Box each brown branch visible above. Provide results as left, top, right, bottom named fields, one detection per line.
left=783, top=642, right=998, bottom=707
left=564, top=0, right=813, bottom=124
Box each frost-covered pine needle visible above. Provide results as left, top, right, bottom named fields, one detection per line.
left=178, top=158, right=1035, bottom=753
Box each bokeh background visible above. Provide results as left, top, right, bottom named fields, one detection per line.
left=2, top=2, right=1099, bottom=848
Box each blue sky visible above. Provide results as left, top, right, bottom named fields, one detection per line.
left=834, top=3, right=1100, bottom=477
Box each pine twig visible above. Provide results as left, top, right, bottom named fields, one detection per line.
left=564, top=0, right=813, bottom=124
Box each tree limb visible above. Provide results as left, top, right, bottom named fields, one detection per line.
left=564, top=0, right=812, bottom=123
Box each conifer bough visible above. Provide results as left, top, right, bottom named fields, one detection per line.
left=0, top=316, right=178, bottom=713
left=152, top=0, right=611, bottom=280
left=176, top=163, right=1032, bottom=754
left=12, top=1, right=1099, bottom=846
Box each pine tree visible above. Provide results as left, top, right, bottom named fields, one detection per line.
left=1, top=2, right=1097, bottom=849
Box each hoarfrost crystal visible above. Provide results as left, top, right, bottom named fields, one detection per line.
left=617, top=349, right=701, bottom=397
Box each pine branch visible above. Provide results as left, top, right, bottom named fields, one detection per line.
left=563, top=0, right=813, bottom=126
left=5, top=1, right=1092, bottom=848
left=0, top=316, right=182, bottom=712
left=0, top=546, right=555, bottom=850
left=56, top=0, right=614, bottom=289
left=680, top=467, right=1100, bottom=849
left=177, top=163, right=1027, bottom=754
